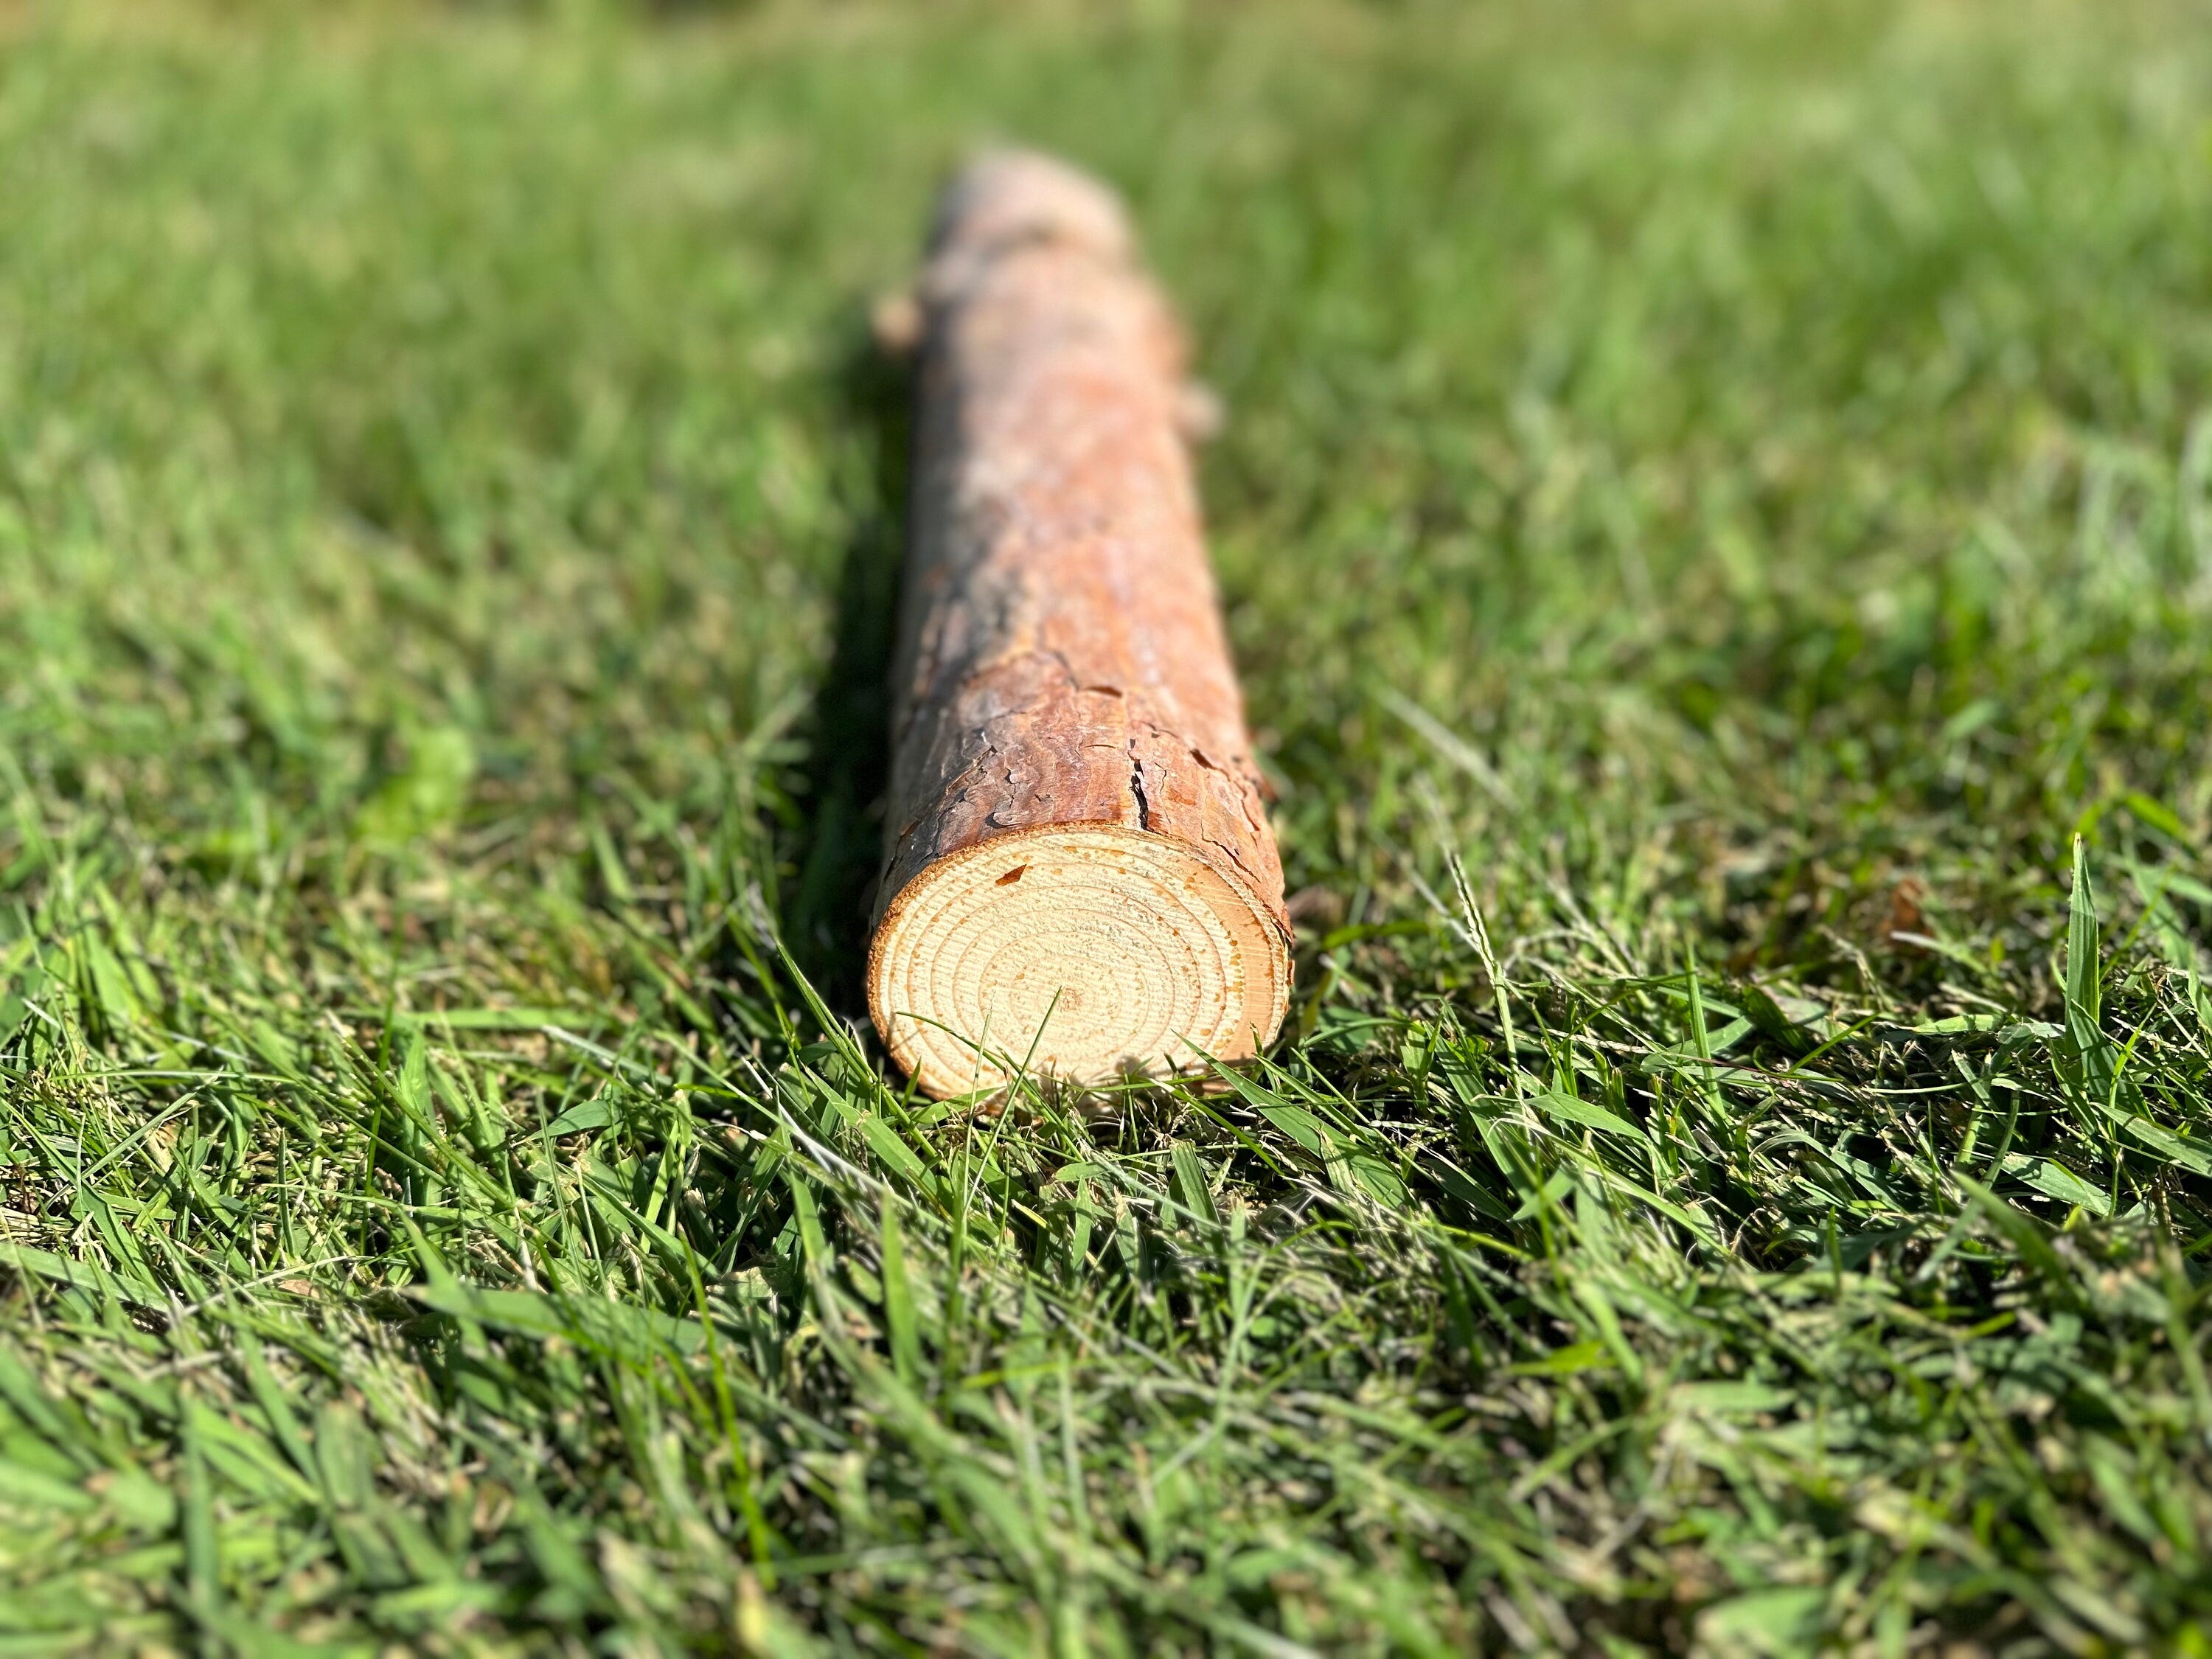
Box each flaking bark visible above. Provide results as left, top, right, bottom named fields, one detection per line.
left=874, top=154, right=1290, bottom=947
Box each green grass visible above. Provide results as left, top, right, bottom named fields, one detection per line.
left=3, top=0, right=2211, bottom=1652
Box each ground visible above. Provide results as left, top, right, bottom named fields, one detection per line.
left=2, top=1, right=2211, bottom=1653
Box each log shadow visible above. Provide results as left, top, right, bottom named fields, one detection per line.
left=784, top=324, right=913, bottom=1016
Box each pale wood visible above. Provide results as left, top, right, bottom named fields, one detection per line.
left=867, top=152, right=1291, bottom=1099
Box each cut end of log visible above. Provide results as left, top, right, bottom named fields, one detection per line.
left=867, top=824, right=1291, bottom=1100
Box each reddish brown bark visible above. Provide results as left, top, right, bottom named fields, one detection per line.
left=866, top=153, right=1290, bottom=1099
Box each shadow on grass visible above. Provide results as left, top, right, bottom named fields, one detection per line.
left=783, top=324, right=914, bottom=1018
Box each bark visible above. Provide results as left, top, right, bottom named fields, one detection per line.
left=866, top=153, right=1291, bottom=1099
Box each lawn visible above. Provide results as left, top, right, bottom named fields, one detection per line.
left=3, top=0, right=2211, bottom=1652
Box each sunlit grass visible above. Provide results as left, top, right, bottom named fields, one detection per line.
left=2, top=1, right=2210, bottom=1652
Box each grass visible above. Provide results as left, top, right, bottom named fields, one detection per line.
left=2, top=0, right=2211, bottom=1652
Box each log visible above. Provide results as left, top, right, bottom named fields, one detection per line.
left=866, top=152, right=1292, bottom=1100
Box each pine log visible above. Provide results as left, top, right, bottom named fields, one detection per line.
left=866, top=153, right=1291, bottom=1099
